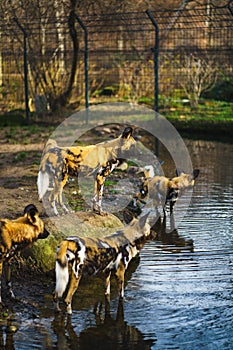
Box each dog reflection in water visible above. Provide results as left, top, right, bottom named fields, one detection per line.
left=0, top=319, right=18, bottom=349
left=52, top=297, right=156, bottom=349
left=151, top=217, right=194, bottom=253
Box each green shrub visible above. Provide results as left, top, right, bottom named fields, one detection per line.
left=203, top=78, right=233, bottom=102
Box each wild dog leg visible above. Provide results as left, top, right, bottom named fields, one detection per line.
left=93, top=160, right=119, bottom=215
left=53, top=290, right=61, bottom=313
left=93, top=173, right=106, bottom=215
left=49, top=186, right=59, bottom=216
left=5, top=263, right=15, bottom=299
left=50, top=176, right=69, bottom=215
left=64, top=269, right=82, bottom=314
left=105, top=271, right=111, bottom=297
left=162, top=186, right=175, bottom=218
left=162, top=204, right=168, bottom=219
left=170, top=199, right=176, bottom=216
left=0, top=261, right=3, bottom=304
left=169, top=201, right=176, bottom=230
left=115, top=262, right=126, bottom=299
left=162, top=199, right=171, bottom=227
left=58, top=174, right=70, bottom=214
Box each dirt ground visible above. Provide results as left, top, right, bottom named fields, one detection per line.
left=0, top=145, right=44, bottom=216
left=0, top=126, right=49, bottom=219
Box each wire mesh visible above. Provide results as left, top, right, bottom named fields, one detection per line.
left=0, top=3, right=232, bottom=118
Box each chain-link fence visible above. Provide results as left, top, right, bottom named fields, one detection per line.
left=0, top=2, right=232, bottom=121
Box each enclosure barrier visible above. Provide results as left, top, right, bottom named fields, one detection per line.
left=0, top=2, right=232, bottom=122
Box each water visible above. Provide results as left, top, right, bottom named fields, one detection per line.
left=2, top=139, right=233, bottom=349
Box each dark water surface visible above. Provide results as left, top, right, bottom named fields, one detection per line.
left=2, top=139, right=233, bottom=349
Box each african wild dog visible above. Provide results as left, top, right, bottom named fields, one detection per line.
left=53, top=213, right=150, bottom=314
left=0, top=204, right=49, bottom=304
left=135, top=168, right=200, bottom=221
left=37, top=127, right=136, bottom=216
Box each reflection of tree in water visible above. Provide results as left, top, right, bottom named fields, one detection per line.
left=52, top=297, right=156, bottom=349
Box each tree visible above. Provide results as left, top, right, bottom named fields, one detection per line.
left=180, top=54, right=218, bottom=107
left=0, top=0, right=141, bottom=112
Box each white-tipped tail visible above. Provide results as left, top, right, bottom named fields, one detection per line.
left=55, top=260, right=69, bottom=298
left=37, top=170, right=50, bottom=201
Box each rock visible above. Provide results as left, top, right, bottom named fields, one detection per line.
left=24, top=211, right=124, bottom=272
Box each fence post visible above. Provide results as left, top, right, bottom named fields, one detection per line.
left=75, top=15, right=89, bottom=125
left=14, top=17, right=30, bottom=124
left=146, top=10, right=159, bottom=114
left=146, top=10, right=159, bottom=156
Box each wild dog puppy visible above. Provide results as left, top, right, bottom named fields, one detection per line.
left=53, top=213, right=150, bottom=314
left=0, top=204, right=49, bottom=304
left=37, top=127, right=136, bottom=216
left=136, top=168, right=200, bottom=220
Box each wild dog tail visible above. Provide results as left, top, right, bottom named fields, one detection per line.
left=37, top=170, right=50, bottom=201
left=55, top=240, right=70, bottom=298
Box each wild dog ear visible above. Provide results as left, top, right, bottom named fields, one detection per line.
left=193, top=169, right=200, bottom=179
left=121, top=127, right=133, bottom=139
left=139, top=212, right=150, bottom=229
left=24, top=204, right=39, bottom=224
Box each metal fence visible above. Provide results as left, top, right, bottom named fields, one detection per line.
left=0, top=2, right=232, bottom=121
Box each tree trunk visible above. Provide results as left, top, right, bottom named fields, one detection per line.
left=52, top=10, right=79, bottom=110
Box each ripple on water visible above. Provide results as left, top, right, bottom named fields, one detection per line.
left=123, top=179, right=233, bottom=349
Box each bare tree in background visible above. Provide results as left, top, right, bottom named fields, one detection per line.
left=180, top=54, right=218, bottom=107
left=0, top=0, right=141, bottom=112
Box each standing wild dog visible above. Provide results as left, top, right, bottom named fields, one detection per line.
left=0, top=204, right=49, bottom=304
left=37, top=127, right=136, bottom=216
left=53, top=213, right=150, bottom=314
left=135, top=168, right=200, bottom=221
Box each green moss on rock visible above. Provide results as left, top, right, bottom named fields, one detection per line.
left=25, top=211, right=124, bottom=272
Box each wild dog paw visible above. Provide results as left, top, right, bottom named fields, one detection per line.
left=61, top=204, right=70, bottom=214
left=66, top=303, right=72, bottom=315
left=93, top=206, right=107, bottom=216
left=99, top=211, right=108, bottom=216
